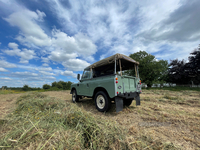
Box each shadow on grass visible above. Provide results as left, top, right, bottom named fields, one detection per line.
left=75, top=98, right=138, bottom=114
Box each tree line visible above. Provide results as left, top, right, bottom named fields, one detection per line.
left=128, top=45, right=200, bottom=87
left=2, top=81, right=73, bottom=91
left=42, top=81, right=72, bottom=90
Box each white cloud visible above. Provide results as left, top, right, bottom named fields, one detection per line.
left=4, top=42, right=36, bottom=63
left=39, top=67, right=52, bottom=71
left=52, top=29, right=97, bottom=56
left=84, top=56, right=95, bottom=62
left=47, top=0, right=198, bottom=63
left=4, top=9, right=51, bottom=47
left=0, top=77, right=11, bottom=80
left=8, top=42, right=18, bottom=49
left=19, top=60, right=29, bottom=64
left=36, top=9, right=46, bottom=22
left=61, top=70, right=76, bottom=78
left=41, top=57, right=49, bottom=63
left=10, top=72, right=38, bottom=78
left=62, top=58, right=90, bottom=71
left=42, top=63, right=49, bottom=67
left=49, top=51, right=78, bottom=62
left=0, top=67, right=8, bottom=72
left=3, top=4, right=97, bottom=73
left=0, top=60, right=17, bottom=68
left=45, top=76, right=56, bottom=80
left=49, top=30, right=96, bottom=69
left=39, top=71, right=55, bottom=76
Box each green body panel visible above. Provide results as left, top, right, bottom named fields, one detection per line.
left=116, top=75, right=140, bottom=94
left=71, top=75, right=116, bottom=98
left=71, top=74, right=141, bottom=98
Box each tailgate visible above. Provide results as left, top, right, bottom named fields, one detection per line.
left=122, top=76, right=136, bottom=93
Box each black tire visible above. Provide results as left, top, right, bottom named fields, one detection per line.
left=72, top=90, right=79, bottom=103
left=124, top=99, right=133, bottom=107
left=94, top=91, right=111, bottom=112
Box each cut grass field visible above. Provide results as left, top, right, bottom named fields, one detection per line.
left=0, top=89, right=200, bottom=149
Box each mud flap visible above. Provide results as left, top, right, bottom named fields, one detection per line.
left=135, top=95, right=140, bottom=106
left=115, top=97, right=123, bottom=112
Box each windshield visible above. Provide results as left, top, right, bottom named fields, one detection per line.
left=81, top=68, right=91, bottom=80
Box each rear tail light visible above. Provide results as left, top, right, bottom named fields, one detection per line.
left=116, top=81, right=118, bottom=83
left=139, top=80, right=142, bottom=85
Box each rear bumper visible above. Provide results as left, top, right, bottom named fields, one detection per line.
left=115, top=91, right=141, bottom=112
left=117, top=91, right=140, bottom=99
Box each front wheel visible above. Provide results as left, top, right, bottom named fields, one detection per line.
left=124, top=99, right=133, bottom=107
left=95, top=91, right=111, bottom=112
left=72, top=90, right=79, bottom=103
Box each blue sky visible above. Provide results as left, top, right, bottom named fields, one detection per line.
left=0, top=0, right=200, bottom=87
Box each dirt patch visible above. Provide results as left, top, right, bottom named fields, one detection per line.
left=0, top=93, right=23, bottom=119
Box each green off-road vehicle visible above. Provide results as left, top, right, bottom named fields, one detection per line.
left=70, top=53, right=141, bottom=112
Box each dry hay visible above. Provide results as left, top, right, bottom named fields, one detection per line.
left=0, top=89, right=200, bottom=149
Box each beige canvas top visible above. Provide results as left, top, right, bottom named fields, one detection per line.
left=85, top=53, right=139, bottom=69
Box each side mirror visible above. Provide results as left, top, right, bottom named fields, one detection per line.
left=77, top=74, right=80, bottom=81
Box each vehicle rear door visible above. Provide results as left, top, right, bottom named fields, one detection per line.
left=121, top=76, right=137, bottom=93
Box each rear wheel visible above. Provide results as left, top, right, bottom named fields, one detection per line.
left=95, top=91, right=111, bottom=112
left=72, top=90, right=79, bottom=103
left=124, top=99, right=133, bottom=107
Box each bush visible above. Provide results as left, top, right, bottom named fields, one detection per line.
left=50, top=87, right=59, bottom=91
left=22, top=85, right=30, bottom=91
left=43, top=84, right=51, bottom=89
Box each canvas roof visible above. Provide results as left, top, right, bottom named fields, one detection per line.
left=85, top=53, right=139, bottom=69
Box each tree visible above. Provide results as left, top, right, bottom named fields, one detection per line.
left=52, top=81, right=57, bottom=87
left=56, top=83, right=63, bottom=89
left=51, top=81, right=72, bottom=90
left=66, top=81, right=72, bottom=90
left=57, top=81, right=66, bottom=89
left=168, top=59, right=189, bottom=84
left=43, top=84, right=51, bottom=89
left=186, top=45, right=200, bottom=84
left=22, top=84, right=30, bottom=91
left=129, top=51, right=168, bottom=87
left=168, top=44, right=200, bottom=85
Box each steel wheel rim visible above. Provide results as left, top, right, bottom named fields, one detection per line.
left=72, top=92, right=76, bottom=102
left=96, top=95, right=105, bottom=109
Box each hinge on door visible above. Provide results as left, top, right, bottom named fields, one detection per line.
left=123, top=82, right=125, bottom=93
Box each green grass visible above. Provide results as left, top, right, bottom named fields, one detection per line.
left=0, top=90, right=25, bottom=94
left=145, top=86, right=200, bottom=91
left=0, top=88, right=67, bottom=95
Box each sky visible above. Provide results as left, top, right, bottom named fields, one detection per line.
left=0, top=0, right=200, bottom=87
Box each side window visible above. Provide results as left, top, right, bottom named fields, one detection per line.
left=82, top=68, right=91, bottom=79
